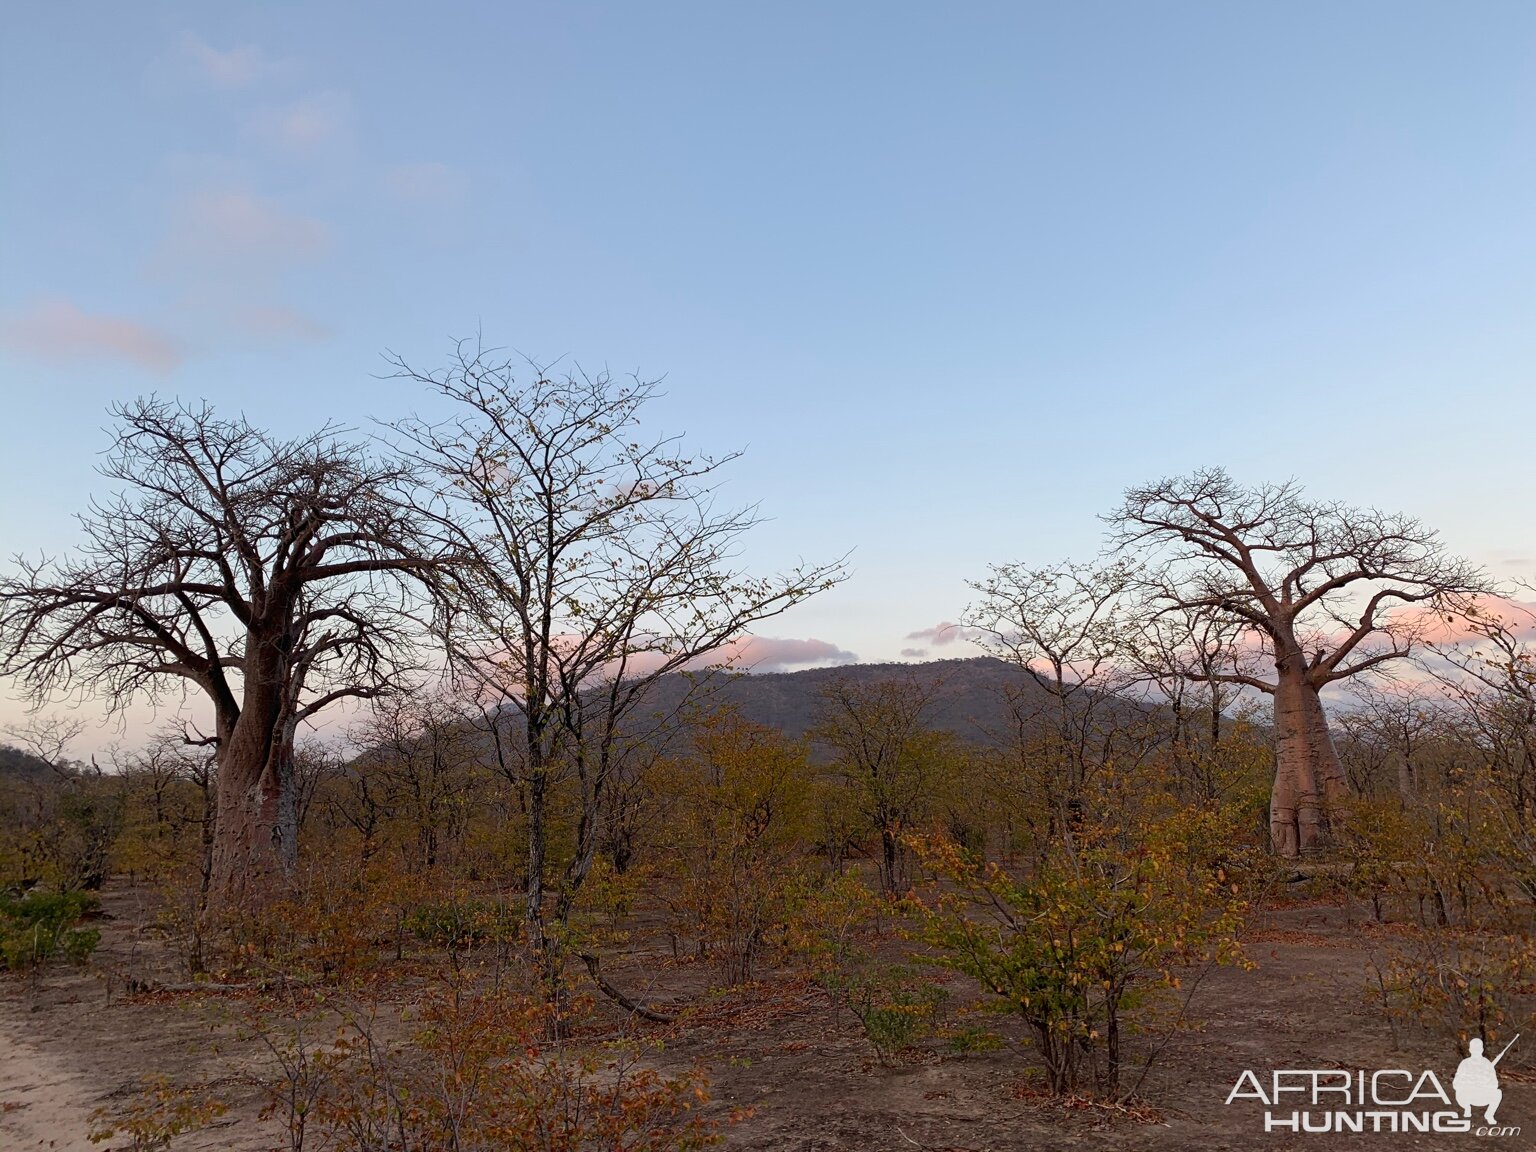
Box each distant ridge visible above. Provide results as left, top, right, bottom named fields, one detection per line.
left=0, top=744, right=56, bottom=781
left=354, top=656, right=1156, bottom=770
left=636, top=655, right=1057, bottom=744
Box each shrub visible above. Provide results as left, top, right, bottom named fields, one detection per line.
left=942, top=1024, right=1005, bottom=1055
left=823, top=964, right=946, bottom=1065
left=87, top=1075, right=228, bottom=1150
left=784, top=873, right=944, bottom=1063
left=203, top=860, right=407, bottom=983
left=256, top=985, right=722, bottom=1151
left=912, top=802, right=1249, bottom=1098
left=1369, top=927, right=1536, bottom=1061
left=0, top=889, right=101, bottom=971
left=405, top=896, right=517, bottom=951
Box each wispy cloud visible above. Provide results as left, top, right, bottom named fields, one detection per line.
left=712, top=636, right=859, bottom=673
left=0, top=299, right=180, bottom=374
left=612, top=635, right=859, bottom=679
left=250, top=92, right=353, bottom=156
left=179, top=32, right=272, bottom=89
left=154, top=188, right=331, bottom=345
left=167, top=189, right=331, bottom=267
left=905, top=621, right=985, bottom=647
left=900, top=647, right=928, bottom=659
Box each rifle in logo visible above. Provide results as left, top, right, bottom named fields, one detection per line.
left=1454, top=1034, right=1518, bottom=1125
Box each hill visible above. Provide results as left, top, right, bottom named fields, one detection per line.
left=360, top=656, right=1159, bottom=768
left=0, top=743, right=56, bottom=781
left=628, top=655, right=1082, bottom=745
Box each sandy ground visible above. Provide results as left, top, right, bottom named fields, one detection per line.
left=0, top=1011, right=98, bottom=1150
left=0, top=884, right=1529, bottom=1151
left=0, top=985, right=277, bottom=1152
left=0, top=888, right=280, bottom=1152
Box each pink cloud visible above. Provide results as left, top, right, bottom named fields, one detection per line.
left=612, top=635, right=857, bottom=678
left=0, top=299, right=180, bottom=374
left=1186, top=597, right=1536, bottom=672
left=905, top=621, right=985, bottom=647
left=1415, top=596, right=1536, bottom=645
left=180, top=32, right=271, bottom=88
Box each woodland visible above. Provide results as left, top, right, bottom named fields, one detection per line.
left=1, top=345, right=1532, bottom=1150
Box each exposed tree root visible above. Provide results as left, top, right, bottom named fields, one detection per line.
left=578, top=951, right=676, bottom=1023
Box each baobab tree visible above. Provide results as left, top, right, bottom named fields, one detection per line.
left=0, top=399, right=438, bottom=908
left=387, top=342, right=844, bottom=992
left=1109, top=467, right=1490, bottom=856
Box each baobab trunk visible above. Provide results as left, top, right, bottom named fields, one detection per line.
left=1271, top=671, right=1316, bottom=857
left=1270, top=665, right=1348, bottom=856
left=208, top=649, right=299, bottom=911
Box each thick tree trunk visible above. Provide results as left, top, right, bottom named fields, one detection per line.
left=209, top=746, right=294, bottom=909
left=1271, top=671, right=1314, bottom=857
left=208, top=644, right=298, bottom=912
left=1271, top=662, right=1348, bottom=857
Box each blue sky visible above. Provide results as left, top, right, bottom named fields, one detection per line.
left=3, top=2, right=1536, bottom=747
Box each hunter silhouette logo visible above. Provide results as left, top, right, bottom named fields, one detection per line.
left=1226, top=1036, right=1522, bottom=1136
left=1454, top=1036, right=1517, bottom=1125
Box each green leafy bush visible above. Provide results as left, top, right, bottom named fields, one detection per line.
left=823, top=964, right=946, bottom=1064
left=405, top=897, right=515, bottom=950
left=942, top=1024, right=1006, bottom=1055
left=0, top=889, right=102, bottom=970
left=912, top=802, right=1251, bottom=1097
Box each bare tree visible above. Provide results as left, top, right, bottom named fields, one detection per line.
left=353, top=692, right=484, bottom=871
left=387, top=342, right=845, bottom=989
left=1109, top=467, right=1490, bottom=856
left=1, top=715, right=120, bottom=890
left=1432, top=602, right=1536, bottom=838
left=0, top=399, right=438, bottom=908
left=810, top=672, right=949, bottom=895
left=1335, top=682, right=1447, bottom=802
left=964, top=560, right=1154, bottom=834
left=1130, top=601, right=1251, bottom=800
left=2, top=714, right=88, bottom=777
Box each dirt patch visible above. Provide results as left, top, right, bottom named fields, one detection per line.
left=0, top=887, right=280, bottom=1152
left=0, top=885, right=1524, bottom=1151
left=0, top=1011, right=97, bottom=1150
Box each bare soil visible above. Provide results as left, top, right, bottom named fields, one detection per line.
left=0, top=883, right=1524, bottom=1151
